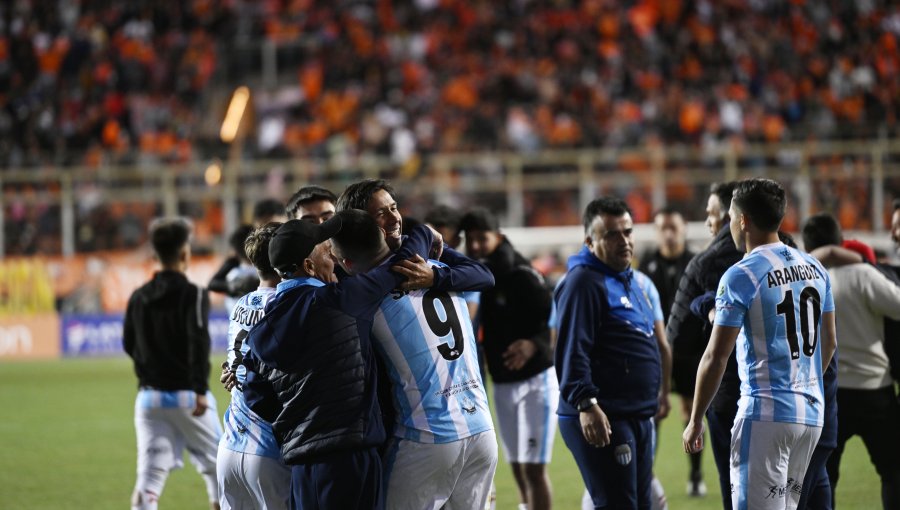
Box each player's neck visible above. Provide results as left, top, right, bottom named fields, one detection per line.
left=745, top=231, right=781, bottom=253
left=160, top=262, right=187, bottom=273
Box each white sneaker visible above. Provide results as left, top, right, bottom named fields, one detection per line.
left=687, top=480, right=707, bottom=497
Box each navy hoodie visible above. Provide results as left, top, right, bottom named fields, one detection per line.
left=554, top=247, right=660, bottom=419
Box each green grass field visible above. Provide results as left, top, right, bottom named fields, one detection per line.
left=0, top=358, right=883, bottom=509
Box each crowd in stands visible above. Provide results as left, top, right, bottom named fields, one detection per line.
left=4, top=0, right=900, bottom=254
left=3, top=0, right=900, bottom=168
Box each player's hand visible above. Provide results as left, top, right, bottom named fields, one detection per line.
left=580, top=404, right=612, bottom=448
left=392, top=255, right=435, bottom=290
left=656, top=392, right=671, bottom=421
left=193, top=393, right=209, bottom=417
left=220, top=361, right=237, bottom=392
left=683, top=418, right=705, bottom=453
left=502, top=339, right=537, bottom=371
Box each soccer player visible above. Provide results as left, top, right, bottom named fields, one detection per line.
left=216, top=222, right=290, bottom=510
left=554, top=197, right=668, bottom=510
left=683, top=179, right=837, bottom=510
left=123, top=218, right=221, bottom=510
left=460, top=207, right=557, bottom=510
left=285, top=185, right=337, bottom=223
left=241, top=213, right=440, bottom=510
left=331, top=209, right=499, bottom=509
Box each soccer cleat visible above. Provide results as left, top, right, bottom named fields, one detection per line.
left=687, top=479, right=708, bottom=497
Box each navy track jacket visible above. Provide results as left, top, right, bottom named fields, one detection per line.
left=554, top=247, right=660, bottom=419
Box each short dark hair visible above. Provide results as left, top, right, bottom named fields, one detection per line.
left=286, top=185, right=337, bottom=219
left=424, top=205, right=462, bottom=230
left=149, top=218, right=192, bottom=266
left=229, top=224, right=255, bottom=261
left=244, top=222, right=282, bottom=279
left=653, top=205, right=683, bottom=218
left=253, top=199, right=286, bottom=222
left=731, top=178, right=786, bottom=232
left=459, top=207, right=500, bottom=233
left=582, top=197, right=631, bottom=233
left=893, top=198, right=900, bottom=211
left=336, top=179, right=396, bottom=212
left=331, top=209, right=385, bottom=266
left=711, top=181, right=738, bottom=217
left=802, top=213, right=842, bottom=252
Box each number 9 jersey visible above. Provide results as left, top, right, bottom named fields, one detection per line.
left=371, top=260, right=494, bottom=444
left=714, top=242, right=834, bottom=427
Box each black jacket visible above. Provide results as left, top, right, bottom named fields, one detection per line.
left=480, top=238, right=553, bottom=383
left=638, top=248, right=694, bottom=325
left=666, top=227, right=742, bottom=411
left=123, top=270, right=211, bottom=394
left=242, top=226, right=434, bottom=465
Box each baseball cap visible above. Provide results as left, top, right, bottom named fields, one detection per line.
left=268, top=216, right=342, bottom=277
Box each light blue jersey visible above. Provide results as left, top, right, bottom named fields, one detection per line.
left=220, top=287, right=282, bottom=459
left=372, top=260, right=493, bottom=444
left=548, top=269, right=663, bottom=329
left=136, top=389, right=217, bottom=410
left=714, top=242, right=834, bottom=427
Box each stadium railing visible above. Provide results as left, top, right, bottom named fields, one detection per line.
left=2, top=138, right=900, bottom=258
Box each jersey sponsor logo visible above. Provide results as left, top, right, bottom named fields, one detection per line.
left=765, top=264, right=822, bottom=288
left=461, top=397, right=477, bottom=414
left=434, top=377, right=480, bottom=398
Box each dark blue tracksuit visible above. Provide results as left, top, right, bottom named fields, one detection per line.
left=554, top=248, right=661, bottom=510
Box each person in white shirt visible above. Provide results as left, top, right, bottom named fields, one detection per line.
left=802, top=212, right=900, bottom=509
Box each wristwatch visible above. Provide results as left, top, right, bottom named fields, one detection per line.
left=576, top=396, right=598, bottom=412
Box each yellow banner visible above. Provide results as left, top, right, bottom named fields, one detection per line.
left=0, top=259, right=56, bottom=315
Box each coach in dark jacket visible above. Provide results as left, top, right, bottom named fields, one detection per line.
left=667, top=181, right=743, bottom=508
left=242, top=213, right=436, bottom=510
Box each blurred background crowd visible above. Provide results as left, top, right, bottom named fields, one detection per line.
left=4, top=0, right=900, bottom=168
left=3, top=0, right=900, bottom=262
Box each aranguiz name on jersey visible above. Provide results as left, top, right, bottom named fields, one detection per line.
left=766, top=263, right=822, bottom=288
left=231, top=305, right=265, bottom=327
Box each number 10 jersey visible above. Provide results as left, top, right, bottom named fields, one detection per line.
left=372, top=260, right=493, bottom=444
left=714, top=242, right=834, bottom=427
